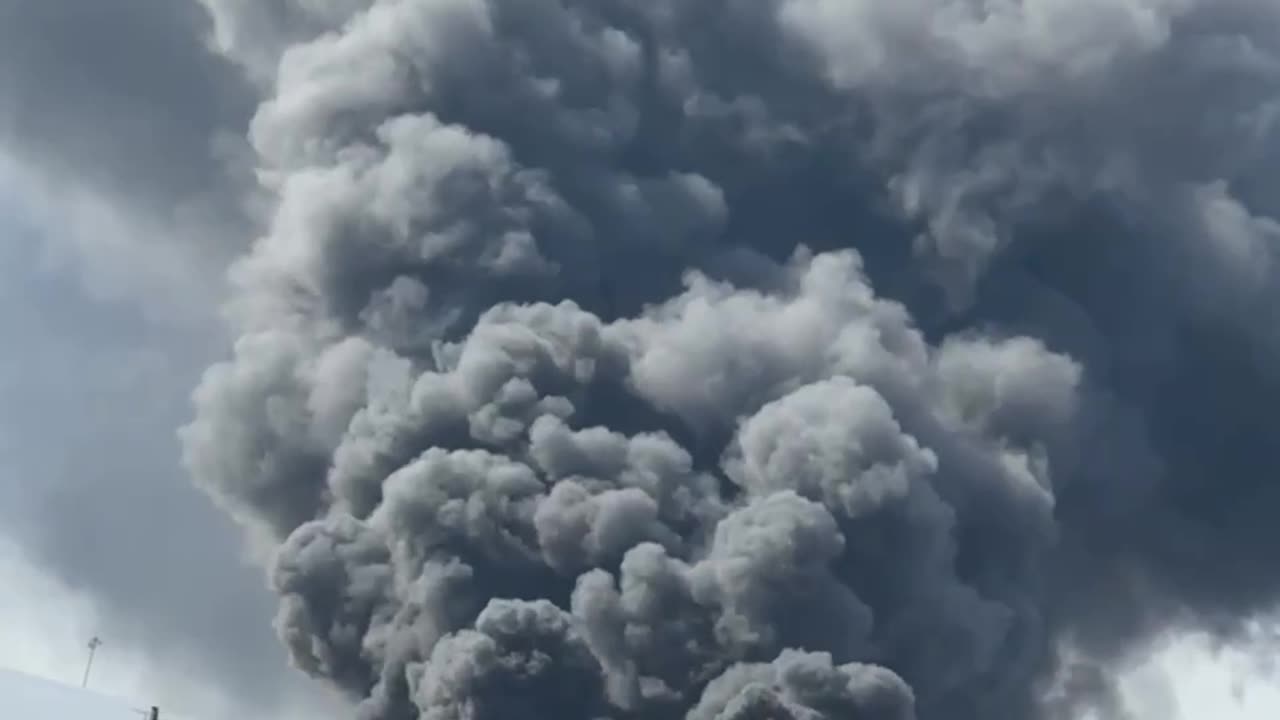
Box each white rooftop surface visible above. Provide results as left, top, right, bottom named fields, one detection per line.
left=0, top=667, right=145, bottom=719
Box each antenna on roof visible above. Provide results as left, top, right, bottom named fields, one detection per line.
left=81, top=636, right=102, bottom=688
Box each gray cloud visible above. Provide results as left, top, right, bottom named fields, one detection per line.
left=181, top=1, right=1280, bottom=719
left=0, top=0, right=250, bottom=207
left=0, top=0, right=256, bottom=317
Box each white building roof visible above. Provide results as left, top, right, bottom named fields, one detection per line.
left=0, top=667, right=148, bottom=719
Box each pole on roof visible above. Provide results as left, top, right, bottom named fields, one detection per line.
left=149, top=707, right=159, bottom=720
left=81, top=636, right=102, bottom=688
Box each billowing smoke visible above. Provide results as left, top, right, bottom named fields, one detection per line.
left=182, top=1, right=1280, bottom=718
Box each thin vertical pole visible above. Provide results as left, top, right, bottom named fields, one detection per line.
left=82, top=636, right=102, bottom=688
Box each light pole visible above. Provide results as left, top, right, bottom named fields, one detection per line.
left=82, top=636, right=102, bottom=688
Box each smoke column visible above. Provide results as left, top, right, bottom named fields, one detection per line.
left=184, top=1, right=1280, bottom=718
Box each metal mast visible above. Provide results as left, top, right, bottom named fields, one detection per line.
left=81, top=636, right=102, bottom=688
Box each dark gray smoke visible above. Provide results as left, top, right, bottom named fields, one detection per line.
left=183, top=1, right=1280, bottom=718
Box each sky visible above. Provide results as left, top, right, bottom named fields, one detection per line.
left=6, top=2, right=1280, bottom=720
left=0, top=195, right=341, bottom=718
left=0, top=0, right=336, bottom=717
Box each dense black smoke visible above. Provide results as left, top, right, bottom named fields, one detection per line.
left=183, top=1, right=1280, bottom=718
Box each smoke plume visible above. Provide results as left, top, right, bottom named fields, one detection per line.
left=184, top=1, right=1280, bottom=718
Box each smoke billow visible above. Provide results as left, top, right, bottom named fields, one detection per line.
left=183, top=1, right=1280, bottom=718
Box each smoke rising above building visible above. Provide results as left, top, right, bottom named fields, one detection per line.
left=183, top=1, right=1280, bottom=718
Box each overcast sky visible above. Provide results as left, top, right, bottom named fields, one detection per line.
left=0, top=0, right=335, bottom=717
left=5, top=2, right=1280, bottom=720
